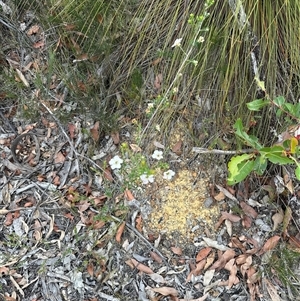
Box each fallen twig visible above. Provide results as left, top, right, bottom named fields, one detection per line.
left=192, top=147, right=254, bottom=155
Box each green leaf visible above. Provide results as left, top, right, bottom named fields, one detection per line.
left=228, top=159, right=255, bottom=185
left=253, top=155, right=267, bottom=175
left=264, top=149, right=293, bottom=165
left=273, top=96, right=285, bottom=107
left=247, top=99, right=270, bottom=111
left=295, top=166, right=300, bottom=181
left=234, top=119, right=262, bottom=149
left=283, top=103, right=296, bottom=116
left=227, top=154, right=255, bottom=185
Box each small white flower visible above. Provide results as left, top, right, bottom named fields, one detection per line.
left=152, top=150, right=163, bottom=160
left=140, top=174, right=155, bottom=185
left=109, top=155, right=123, bottom=169
left=172, top=87, right=178, bottom=94
left=197, top=36, right=205, bottom=43
left=163, top=169, right=175, bottom=180
left=171, top=38, right=182, bottom=48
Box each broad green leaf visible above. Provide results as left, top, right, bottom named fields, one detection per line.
left=253, top=155, right=267, bottom=175
left=265, top=151, right=293, bottom=165
left=247, top=99, right=270, bottom=111
left=273, top=96, right=285, bottom=107
left=234, top=119, right=262, bottom=149
left=228, top=153, right=254, bottom=175
left=295, top=166, right=300, bottom=181
left=283, top=103, right=296, bottom=116
left=227, top=159, right=255, bottom=185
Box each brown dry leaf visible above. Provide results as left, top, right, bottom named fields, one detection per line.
left=151, top=286, right=178, bottom=297
left=125, top=259, right=135, bottom=269
left=124, top=189, right=135, bottom=201
left=152, top=57, right=162, bottom=66
left=272, top=210, right=284, bottom=231
left=92, top=220, right=105, bottom=230
left=64, top=213, right=74, bottom=220
left=104, top=168, right=114, bottom=182
left=242, top=215, right=252, bottom=228
left=210, top=249, right=235, bottom=270
left=54, top=151, right=66, bottom=164
left=150, top=251, right=163, bottom=264
left=131, top=258, right=154, bottom=274
left=16, top=69, right=29, bottom=87
left=115, top=221, right=126, bottom=243
left=68, top=123, right=77, bottom=139
left=90, top=121, right=100, bottom=142
left=110, top=132, right=119, bottom=145
left=204, top=252, right=215, bottom=270
left=4, top=212, right=14, bottom=226
left=240, top=201, right=258, bottom=218
left=224, top=258, right=239, bottom=288
left=240, top=255, right=252, bottom=277
left=214, top=191, right=225, bottom=201
left=87, top=263, right=94, bottom=277
left=230, top=237, right=246, bottom=252
left=261, top=236, right=281, bottom=253
left=283, top=206, right=292, bottom=239
left=196, top=247, right=212, bottom=263
left=215, top=184, right=237, bottom=201
left=78, top=201, right=90, bottom=212
left=283, top=169, right=294, bottom=194
left=223, top=212, right=241, bottom=223
left=171, top=247, right=182, bottom=256
left=186, top=259, right=206, bottom=282
left=172, top=140, right=182, bottom=155
left=154, top=73, right=163, bottom=91
left=129, top=144, right=142, bottom=152
left=288, top=236, right=300, bottom=249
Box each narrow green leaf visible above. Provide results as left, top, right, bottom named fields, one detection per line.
left=247, top=99, right=270, bottom=111
left=295, top=166, right=300, bottom=181
left=283, top=103, right=296, bottom=116
left=265, top=152, right=293, bottom=165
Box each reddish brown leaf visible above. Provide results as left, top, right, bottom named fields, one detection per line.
left=68, top=123, right=76, bottom=139
left=242, top=215, right=252, bottom=228
left=111, top=132, right=120, bottom=144
left=224, top=259, right=239, bottom=288
left=131, top=258, right=154, bottom=274
left=172, top=140, right=182, bottom=155
left=283, top=206, right=292, bottom=239
left=171, top=247, right=182, bottom=256
left=154, top=73, right=163, bottom=90
left=54, top=151, right=65, bottom=164
left=214, top=191, right=225, bottom=201
left=196, top=247, right=212, bottom=263
left=64, top=213, right=74, bottom=220
left=87, top=262, right=94, bottom=277
left=261, top=236, right=281, bottom=253
left=124, top=189, right=135, bottom=201
left=150, top=251, right=163, bottom=263
left=288, top=236, right=300, bottom=249
left=187, top=259, right=206, bottom=282
left=240, top=201, right=258, bottom=218
left=210, top=249, right=235, bottom=270
left=104, top=168, right=114, bottom=182
left=116, top=221, right=126, bottom=243
left=135, top=215, right=143, bottom=232
left=4, top=212, right=14, bottom=226
left=222, top=212, right=241, bottom=222
left=90, top=121, right=100, bottom=142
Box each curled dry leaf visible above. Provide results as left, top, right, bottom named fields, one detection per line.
left=90, top=121, right=100, bottom=142
left=186, top=259, right=206, bottom=282
left=124, top=189, right=135, bottom=201
left=224, top=258, right=239, bottom=288
left=149, top=273, right=165, bottom=284
left=215, top=184, right=237, bottom=201
left=111, top=132, right=120, bottom=144
left=115, top=221, right=126, bottom=243
left=214, top=191, right=225, bottom=202
left=131, top=258, right=154, bottom=274
left=172, top=140, right=182, bottom=155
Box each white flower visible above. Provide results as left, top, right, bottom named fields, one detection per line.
left=163, top=169, right=175, bottom=180
left=171, top=38, right=182, bottom=48
left=109, top=155, right=123, bottom=169
left=197, top=36, right=205, bottom=43
left=152, top=150, right=163, bottom=160
left=140, top=174, right=155, bottom=185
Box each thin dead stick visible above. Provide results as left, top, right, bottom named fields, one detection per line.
left=192, top=147, right=255, bottom=155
